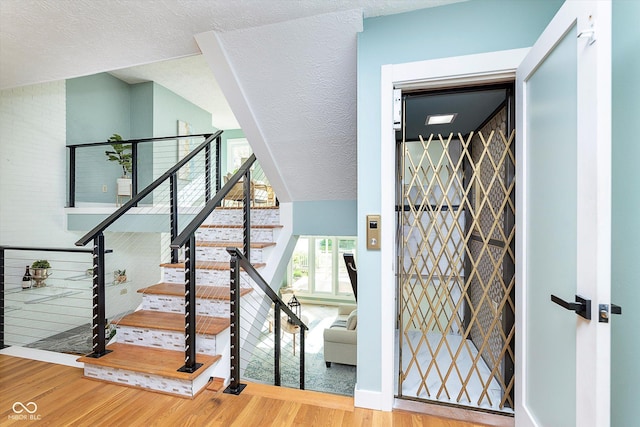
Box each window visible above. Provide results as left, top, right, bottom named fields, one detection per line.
left=287, top=236, right=356, bottom=300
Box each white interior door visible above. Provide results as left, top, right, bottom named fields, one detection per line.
left=515, top=1, right=611, bottom=427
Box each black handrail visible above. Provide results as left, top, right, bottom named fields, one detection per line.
left=67, top=133, right=214, bottom=149
left=67, top=132, right=220, bottom=208
left=0, top=246, right=113, bottom=254
left=0, top=245, right=112, bottom=350
left=171, top=153, right=256, bottom=250
left=170, top=154, right=256, bottom=373
left=76, top=131, right=222, bottom=247
left=72, top=130, right=222, bottom=360
left=227, top=248, right=307, bottom=329
left=225, top=248, right=308, bottom=394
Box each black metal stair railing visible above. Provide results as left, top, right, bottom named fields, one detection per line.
left=171, top=153, right=307, bottom=390
left=67, top=133, right=221, bottom=208
left=74, top=131, right=222, bottom=360
left=225, top=248, right=308, bottom=394
left=170, top=153, right=257, bottom=374
left=0, top=245, right=113, bottom=350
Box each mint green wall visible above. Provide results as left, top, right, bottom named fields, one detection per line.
left=131, top=82, right=154, bottom=192
left=293, top=200, right=357, bottom=236
left=356, top=0, right=562, bottom=394
left=66, top=73, right=131, bottom=144
left=611, top=1, right=640, bottom=425
left=67, top=73, right=132, bottom=203
left=151, top=83, right=215, bottom=184
left=66, top=76, right=216, bottom=206
left=152, top=83, right=215, bottom=137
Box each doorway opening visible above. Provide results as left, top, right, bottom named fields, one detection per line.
left=396, top=83, right=515, bottom=414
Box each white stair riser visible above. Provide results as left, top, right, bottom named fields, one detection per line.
left=196, top=246, right=263, bottom=263
left=205, top=209, right=279, bottom=226
left=84, top=365, right=194, bottom=397
left=195, top=228, right=277, bottom=243
left=115, top=325, right=220, bottom=356
left=83, top=362, right=217, bottom=398
left=141, top=294, right=230, bottom=317
left=163, top=267, right=254, bottom=286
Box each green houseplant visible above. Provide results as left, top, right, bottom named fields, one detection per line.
left=31, top=260, right=51, bottom=269
left=113, top=269, right=127, bottom=284
left=31, top=259, right=51, bottom=287
left=105, top=133, right=132, bottom=178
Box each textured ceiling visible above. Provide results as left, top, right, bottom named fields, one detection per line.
left=0, top=0, right=463, bottom=90
left=0, top=0, right=465, bottom=202
left=202, top=10, right=364, bottom=202
left=109, top=55, right=239, bottom=130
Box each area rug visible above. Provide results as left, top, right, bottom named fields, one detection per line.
left=242, top=311, right=357, bottom=397
left=23, top=306, right=357, bottom=397
left=25, top=323, right=93, bottom=355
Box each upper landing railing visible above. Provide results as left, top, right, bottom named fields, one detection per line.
left=66, top=133, right=221, bottom=208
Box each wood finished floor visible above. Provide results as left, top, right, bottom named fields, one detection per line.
left=0, top=355, right=490, bottom=426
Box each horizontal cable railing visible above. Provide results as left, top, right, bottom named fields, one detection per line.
left=67, top=133, right=220, bottom=208
left=226, top=248, right=308, bottom=393
left=170, top=154, right=304, bottom=390
left=0, top=246, right=113, bottom=352
left=73, top=131, right=222, bottom=361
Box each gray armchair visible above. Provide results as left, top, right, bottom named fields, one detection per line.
left=323, top=304, right=357, bottom=367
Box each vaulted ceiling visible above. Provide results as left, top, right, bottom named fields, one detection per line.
left=0, top=0, right=464, bottom=202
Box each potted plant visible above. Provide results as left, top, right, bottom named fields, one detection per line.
left=105, top=133, right=133, bottom=202
left=31, top=259, right=51, bottom=287
left=105, top=133, right=132, bottom=177
left=113, top=269, right=127, bottom=284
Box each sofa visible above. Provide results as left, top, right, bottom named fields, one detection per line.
left=323, top=304, right=357, bottom=367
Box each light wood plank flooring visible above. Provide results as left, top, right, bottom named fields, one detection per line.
left=1, top=355, right=491, bottom=426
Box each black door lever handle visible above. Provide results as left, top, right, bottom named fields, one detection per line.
left=611, top=304, right=622, bottom=315
left=551, top=294, right=591, bottom=320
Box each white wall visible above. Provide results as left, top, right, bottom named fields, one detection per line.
left=1, top=82, right=164, bottom=346
left=0, top=82, right=72, bottom=246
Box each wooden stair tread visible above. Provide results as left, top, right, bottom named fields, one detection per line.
left=77, top=343, right=220, bottom=380
left=138, top=283, right=252, bottom=300
left=206, top=377, right=226, bottom=393
left=196, top=241, right=276, bottom=249
left=199, top=224, right=283, bottom=229
left=160, top=261, right=265, bottom=270
left=115, top=310, right=229, bottom=335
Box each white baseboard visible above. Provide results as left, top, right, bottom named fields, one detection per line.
left=0, top=346, right=83, bottom=368
left=354, top=383, right=393, bottom=411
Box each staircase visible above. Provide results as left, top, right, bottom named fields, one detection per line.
left=78, top=206, right=282, bottom=398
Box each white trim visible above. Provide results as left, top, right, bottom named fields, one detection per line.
left=380, top=48, right=527, bottom=411
left=354, top=386, right=388, bottom=410
left=380, top=63, right=395, bottom=412
left=0, top=346, right=84, bottom=368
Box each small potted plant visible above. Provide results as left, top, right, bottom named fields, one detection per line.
left=31, top=259, right=51, bottom=287
left=105, top=133, right=133, bottom=202
left=113, top=269, right=127, bottom=284
left=105, top=134, right=132, bottom=178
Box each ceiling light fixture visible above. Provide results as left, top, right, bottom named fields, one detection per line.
left=426, top=113, right=457, bottom=125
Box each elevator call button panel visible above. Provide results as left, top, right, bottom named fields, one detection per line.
left=367, top=215, right=381, bottom=250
